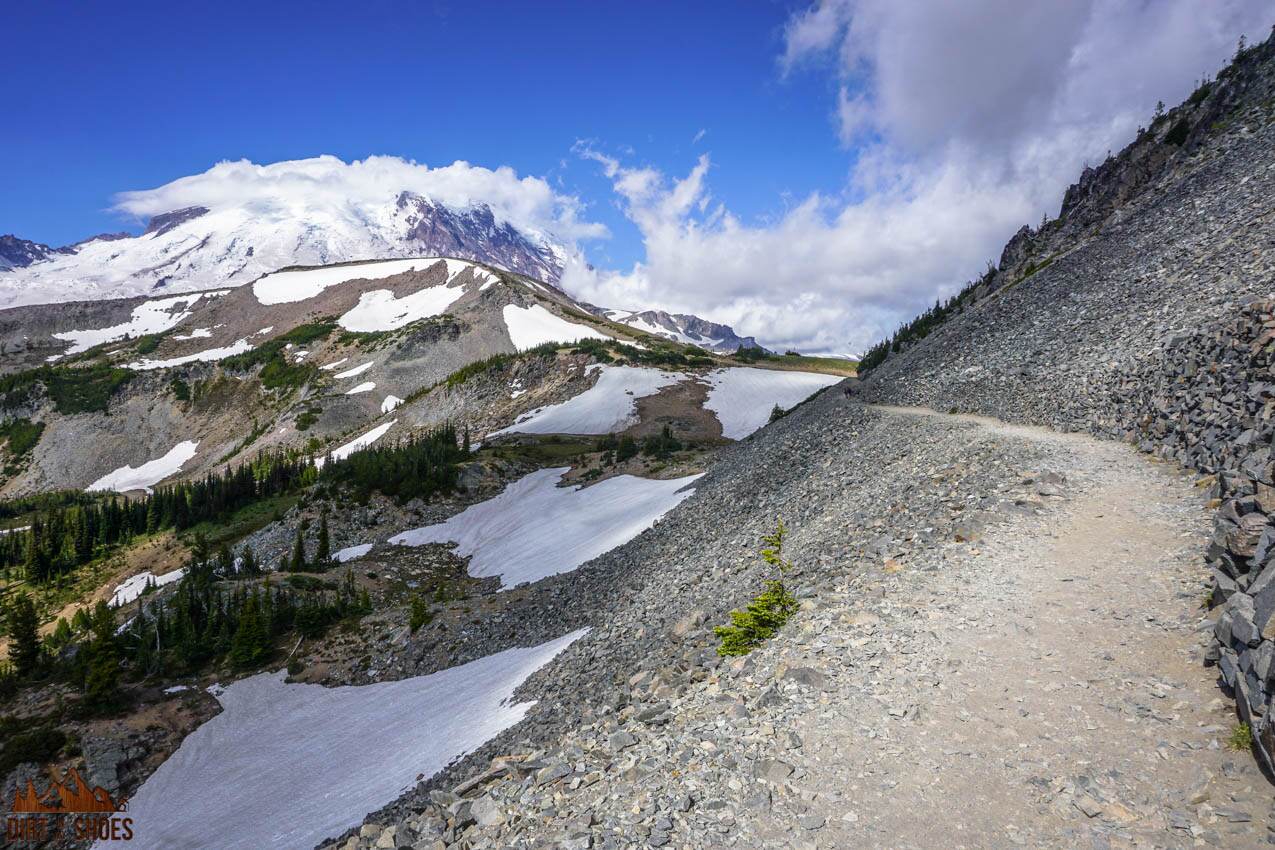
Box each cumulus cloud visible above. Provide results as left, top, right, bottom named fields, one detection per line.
left=113, top=154, right=607, bottom=243
left=571, top=1, right=1271, bottom=354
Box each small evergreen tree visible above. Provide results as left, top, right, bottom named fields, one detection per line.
left=314, top=512, right=331, bottom=568
left=714, top=519, right=798, bottom=656
left=769, top=404, right=786, bottom=423
left=289, top=526, right=307, bottom=572
left=8, top=594, right=40, bottom=677
left=409, top=595, right=431, bottom=633
left=83, top=601, right=121, bottom=712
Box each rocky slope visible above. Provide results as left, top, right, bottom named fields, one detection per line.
left=858, top=34, right=1275, bottom=774
left=316, top=29, right=1275, bottom=850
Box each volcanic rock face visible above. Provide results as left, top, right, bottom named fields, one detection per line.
left=395, top=193, right=564, bottom=284
left=0, top=234, right=71, bottom=270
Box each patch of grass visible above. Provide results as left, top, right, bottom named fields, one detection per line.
left=221, top=321, right=335, bottom=389
left=181, top=493, right=301, bottom=549
left=1228, top=722, right=1252, bottom=751
left=0, top=418, right=45, bottom=458
left=134, top=334, right=162, bottom=355
left=0, top=364, right=135, bottom=414
left=481, top=436, right=596, bottom=464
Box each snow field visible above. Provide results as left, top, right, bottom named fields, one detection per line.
left=701, top=367, right=842, bottom=439
left=502, top=303, right=609, bottom=350
left=86, top=440, right=199, bottom=493
left=491, top=365, right=682, bottom=436
left=390, top=467, right=701, bottom=588
left=106, top=629, right=586, bottom=850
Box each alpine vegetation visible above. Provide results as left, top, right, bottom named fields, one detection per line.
left=715, top=519, right=798, bottom=656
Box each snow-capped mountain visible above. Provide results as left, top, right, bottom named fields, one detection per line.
left=0, top=235, right=71, bottom=271
left=603, top=309, right=766, bottom=354
left=0, top=194, right=566, bottom=309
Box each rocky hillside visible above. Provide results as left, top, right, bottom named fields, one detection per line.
left=318, top=29, right=1275, bottom=850
left=860, top=32, right=1275, bottom=769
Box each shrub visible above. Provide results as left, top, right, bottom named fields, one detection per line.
left=169, top=377, right=191, bottom=401
left=409, top=595, right=432, bottom=633
left=0, top=418, right=44, bottom=458
left=715, top=519, right=799, bottom=656
left=0, top=722, right=67, bottom=775
left=0, top=364, right=134, bottom=414
left=769, top=404, right=786, bottom=423
left=642, top=425, right=682, bottom=459
left=616, top=435, right=639, bottom=463
left=220, top=321, right=334, bottom=389
left=1228, top=722, right=1252, bottom=751
left=134, top=334, right=162, bottom=355
left=1164, top=118, right=1191, bottom=146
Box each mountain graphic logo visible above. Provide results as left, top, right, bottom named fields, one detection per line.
left=10, top=768, right=128, bottom=814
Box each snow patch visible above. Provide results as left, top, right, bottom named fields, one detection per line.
left=108, top=630, right=586, bottom=850
left=252, top=258, right=457, bottom=305
left=320, top=357, right=349, bottom=371
left=380, top=395, right=404, bottom=414
left=334, top=361, right=374, bottom=379
left=502, top=304, right=608, bottom=350
left=128, top=338, right=253, bottom=370
left=492, top=365, right=682, bottom=436
left=87, top=440, right=199, bottom=493
left=701, top=368, right=842, bottom=439
left=334, top=543, right=373, bottom=563
left=337, top=284, right=466, bottom=333
left=110, top=568, right=186, bottom=607
left=173, top=326, right=214, bottom=340
left=345, top=381, right=376, bottom=395
left=52, top=291, right=228, bottom=355
left=391, top=468, right=700, bottom=588
left=316, top=421, right=395, bottom=469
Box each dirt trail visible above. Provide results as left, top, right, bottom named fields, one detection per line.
left=758, top=404, right=1271, bottom=848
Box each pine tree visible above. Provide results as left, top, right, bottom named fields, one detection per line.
left=314, top=512, right=331, bottom=568
left=289, top=527, right=307, bottom=572
left=239, top=544, right=259, bottom=576
left=230, top=591, right=268, bottom=667
left=83, top=601, right=120, bottom=711
left=8, top=594, right=40, bottom=677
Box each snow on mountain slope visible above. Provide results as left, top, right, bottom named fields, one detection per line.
left=701, top=367, right=843, bottom=439
left=53, top=291, right=229, bottom=355
left=109, top=629, right=586, bottom=850
left=0, top=158, right=569, bottom=308
left=503, top=303, right=609, bottom=350
left=390, top=467, right=701, bottom=588
left=604, top=308, right=766, bottom=354
left=86, top=439, right=200, bottom=493
left=492, top=365, right=683, bottom=436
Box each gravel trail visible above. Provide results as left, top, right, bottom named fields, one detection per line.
left=340, top=402, right=1271, bottom=849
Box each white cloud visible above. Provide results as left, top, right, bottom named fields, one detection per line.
left=571, top=1, right=1271, bottom=354
left=113, top=154, right=607, bottom=243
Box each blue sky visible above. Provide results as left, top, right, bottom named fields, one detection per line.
left=2, top=0, right=846, bottom=269
left=3, top=1, right=1271, bottom=352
